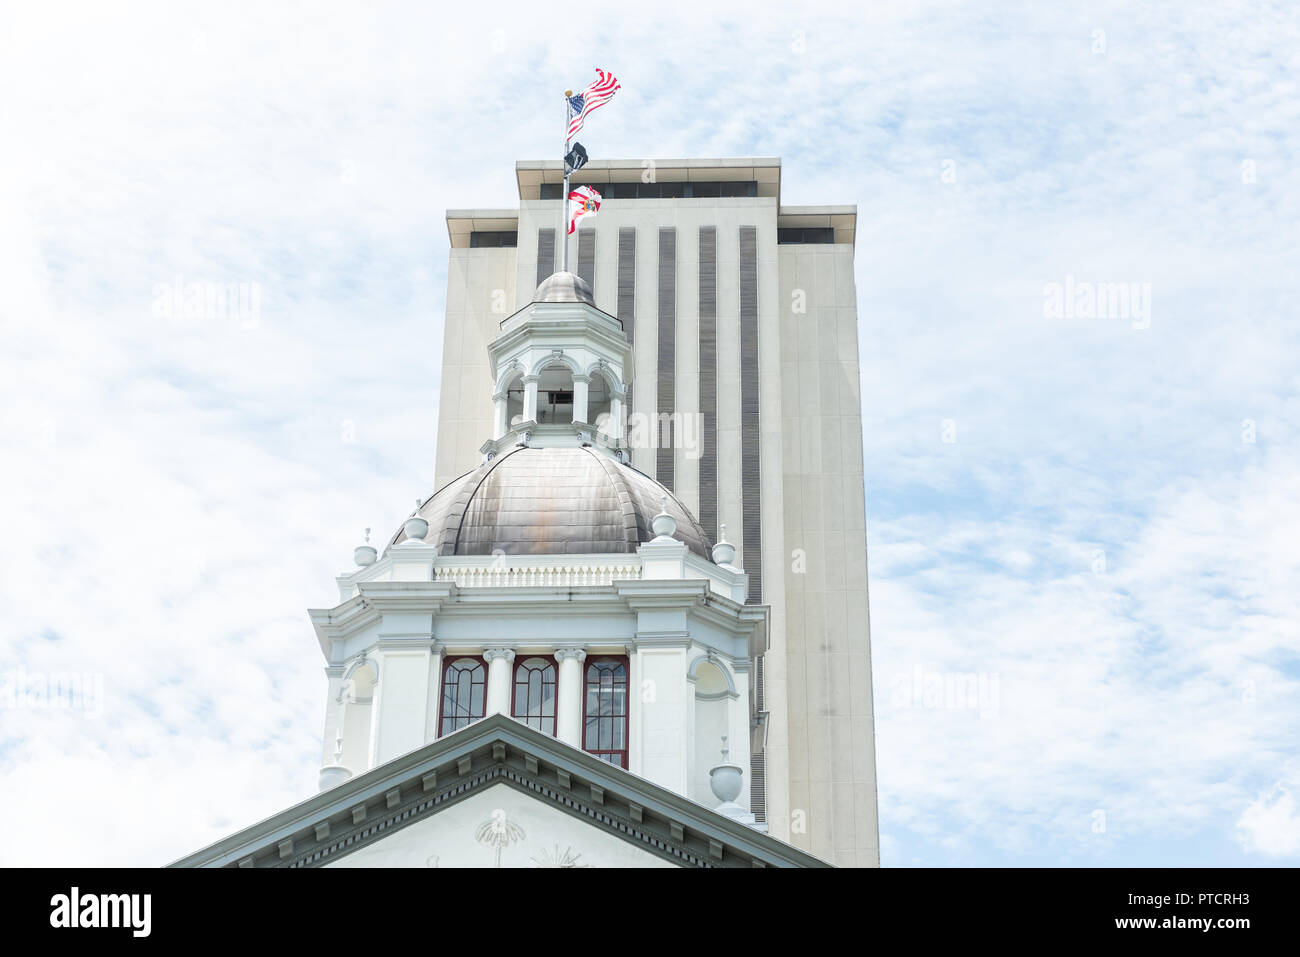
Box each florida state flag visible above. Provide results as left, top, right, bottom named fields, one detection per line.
left=567, top=185, right=601, bottom=234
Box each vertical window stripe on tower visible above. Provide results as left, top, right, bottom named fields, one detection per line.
left=577, top=229, right=596, bottom=292
left=536, top=228, right=556, bottom=286
left=698, top=226, right=718, bottom=539
left=739, top=225, right=761, bottom=602
left=617, top=227, right=636, bottom=413
left=739, top=224, right=765, bottom=824
left=656, top=227, right=676, bottom=487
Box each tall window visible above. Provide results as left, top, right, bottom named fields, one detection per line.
left=512, top=656, right=558, bottom=735
left=439, top=656, right=487, bottom=736
left=583, top=656, right=629, bottom=768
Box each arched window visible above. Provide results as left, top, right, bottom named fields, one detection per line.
left=511, top=656, right=558, bottom=735
left=439, top=656, right=487, bottom=736
left=583, top=656, right=629, bottom=768
left=536, top=364, right=574, bottom=424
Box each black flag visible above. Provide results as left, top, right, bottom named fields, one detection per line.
left=564, top=142, right=589, bottom=175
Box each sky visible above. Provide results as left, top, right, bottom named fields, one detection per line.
left=1, top=0, right=1297, bottom=867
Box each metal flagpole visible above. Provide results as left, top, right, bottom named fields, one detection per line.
left=561, top=89, right=572, bottom=274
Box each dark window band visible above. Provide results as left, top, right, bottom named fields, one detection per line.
left=656, top=228, right=676, bottom=487
left=577, top=229, right=596, bottom=291
left=698, top=226, right=718, bottom=539
left=536, top=228, right=556, bottom=285
left=540, top=181, right=757, bottom=200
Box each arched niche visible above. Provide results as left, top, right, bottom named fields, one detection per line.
left=689, top=657, right=734, bottom=806
left=338, top=660, right=377, bottom=772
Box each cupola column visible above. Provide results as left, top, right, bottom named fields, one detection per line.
left=608, top=389, right=624, bottom=440
left=483, top=647, right=516, bottom=716
left=572, top=374, right=590, bottom=424
left=521, top=375, right=540, bottom=422
left=554, top=646, right=588, bottom=748
left=492, top=391, right=509, bottom=439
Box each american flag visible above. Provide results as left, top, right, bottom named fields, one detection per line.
left=567, top=185, right=601, bottom=234
left=567, top=69, right=621, bottom=140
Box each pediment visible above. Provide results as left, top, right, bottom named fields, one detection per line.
left=171, top=715, right=828, bottom=869
left=327, top=783, right=674, bottom=868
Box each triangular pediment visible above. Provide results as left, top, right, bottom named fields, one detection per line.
left=170, top=715, right=828, bottom=869
left=328, top=782, right=675, bottom=868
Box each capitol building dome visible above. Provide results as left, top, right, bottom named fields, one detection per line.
left=388, top=445, right=714, bottom=560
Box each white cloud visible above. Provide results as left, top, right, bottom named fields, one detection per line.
left=1236, top=774, right=1300, bottom=859
left=2, top=0, right=1297, bottom=865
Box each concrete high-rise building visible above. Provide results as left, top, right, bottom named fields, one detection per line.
left=437, top=159, right=878, bottom=867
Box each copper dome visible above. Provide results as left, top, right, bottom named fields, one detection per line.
left=389, top=446, right=714, bottom=560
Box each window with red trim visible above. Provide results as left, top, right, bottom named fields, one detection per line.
left=582, top=656, right=629, bottom=768
left=512, top=655, right=558, bottom=736
left=439, top=656, right=487, bottom=736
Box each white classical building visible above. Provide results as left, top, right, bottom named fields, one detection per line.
left=174, top=270, right=828, bottom=868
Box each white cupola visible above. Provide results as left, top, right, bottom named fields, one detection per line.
left=484, top=271, right=630, bottom=457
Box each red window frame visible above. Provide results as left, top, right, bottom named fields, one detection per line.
left=511, top=655, right=559, bottom=736
left=582, top=655, right=629, bottom=768
left=438, top=655, right=487, bottom=736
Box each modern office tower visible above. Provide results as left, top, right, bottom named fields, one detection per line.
left=438, top=159, right=878, bottom=867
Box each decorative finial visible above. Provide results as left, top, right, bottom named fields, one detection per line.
left=651, top=496, right=677, bottom=540
left=709, top=735, right=744, bottom=806
left=712, top=522, right=736, bottom=567
left=403, top=499, right=429, bottom=543
left=354, top=526, right=378, bottom=567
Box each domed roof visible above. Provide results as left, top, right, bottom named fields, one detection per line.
left=533, top=271, right=595, bottom=305
left=389, top=446, right=714, bottom=559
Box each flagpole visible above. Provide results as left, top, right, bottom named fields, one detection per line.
left=561, top=89, right=572, bottom=274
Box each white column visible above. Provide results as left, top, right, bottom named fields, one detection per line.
left=554, top=647, right=587, bottom=748
left=608, top=391, right=624, bottom=440
left=484, top=647, right=515, bottom=716
left=522, top=375, right=539, bottom=422
left=320, top=665, right=345, bottom=767
left=572, top=374, right=590, bottom=424
left=492, top=391, right=509, bottom=439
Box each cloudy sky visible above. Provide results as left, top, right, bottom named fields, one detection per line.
left=2, top=0, right=1297, bottom=867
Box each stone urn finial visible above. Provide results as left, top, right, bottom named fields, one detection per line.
left=711, top=523, right=736, bottom=567
left=709, top=735, right=757, bottom=825
left=404, top=498, right=429, bottom=541
left=651, top=495, right=677, bottom=540
left=354, top=526, right=377, bottom=567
